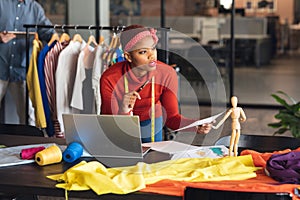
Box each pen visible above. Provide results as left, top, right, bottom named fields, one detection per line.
left=128, top=79, right=149, bottom=109
left=136, top=79, right=150, bottom=93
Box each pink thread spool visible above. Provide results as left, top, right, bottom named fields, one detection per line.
left=20, top=146, right=45, bottom=160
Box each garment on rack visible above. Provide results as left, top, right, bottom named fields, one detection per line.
left=44, top=40, right=70, bottom=136
left=25, top=27, right=126, bottom=136
left=26, top=38, right=46, bottom=128
left=92, top=45, right=106, bottom=115
left=102, top=34, right=119, bottom=68
left=71, top=44, right=96, bottom=113
left=56, top=40, right=86, bottom=134
left=37, top=41, right=56, bottom=136
left=44, top=41, right=69, bottom=135
left=111, top=46, right=125, bottom=64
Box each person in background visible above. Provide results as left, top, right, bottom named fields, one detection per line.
left=0, top=0, right=54, bottom=125
left=100, top=25, right=212, bottom=143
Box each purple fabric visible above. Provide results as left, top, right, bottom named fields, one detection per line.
left=266, top=151, right=300, bottom=184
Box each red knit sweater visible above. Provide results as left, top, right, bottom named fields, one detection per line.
left=100, top=60, right=196, bottom=131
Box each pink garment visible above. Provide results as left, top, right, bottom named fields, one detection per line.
left=44, top=40, right=69, bottom=136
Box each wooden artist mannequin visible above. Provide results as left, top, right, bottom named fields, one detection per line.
left=213, top=96, right=246, bottom=156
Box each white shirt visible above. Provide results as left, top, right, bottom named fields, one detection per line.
left=55, top=40, right=86, bottom=132
left=92, top=45, right=106, bottom=115
left=71, top=44, right=96, bottom=113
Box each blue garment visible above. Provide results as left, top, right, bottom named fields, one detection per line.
left=37, top=41, right=56, bottom=136
left=112, top=47, right=125, bottom=64
left=140, top=116, right=163, bottom=143
left=0, top=0, right=54, bottom=82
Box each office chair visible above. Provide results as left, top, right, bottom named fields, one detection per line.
left=184, top=187, right=292, bottom=200
left=0, top=123, right=44, bottom=137
left=214, top=134, right=300, bottom=153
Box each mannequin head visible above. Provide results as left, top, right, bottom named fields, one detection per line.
left=231, top=96, right=238, bottom=108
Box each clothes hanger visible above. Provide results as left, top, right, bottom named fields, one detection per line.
left=102, top=29, right=116, bottom=61
left=59, top=25, right=70, bottom=43
left=59, top=32, right=70, bottom=43
left=48, top=33, right=59, bottom=45
left=34, top=25, right=39, bottom=41
left=98, top=27, right=105, bottom=45
left=72, top=33, right=82, bottom=43
left=108, top=31, right=117, bottom=50
left=99, top=35, right=105, bottom=45
left=111, top=27, right=121, bottom=49
left=87, top=35, right=98, bottom=46
left=48, top=25, right=59, bottom=45
left=72, top=25, right=83, bottom=43
left=106, top=28, right=120, bottom=64
left=34, top=32, right=39, bottom=41
left=87, top=25, right=98, bottom=47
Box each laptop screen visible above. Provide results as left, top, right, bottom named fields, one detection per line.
left=63, top=114, right=144, bottom=167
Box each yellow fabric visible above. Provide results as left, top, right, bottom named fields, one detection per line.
left=47, top=155, right=260, bottom=195
left=26, top=39, right=46, bottom=128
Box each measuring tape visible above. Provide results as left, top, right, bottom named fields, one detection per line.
left=124, top=76, right=155, bottom=142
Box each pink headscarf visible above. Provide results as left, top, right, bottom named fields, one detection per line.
left=121, top=26, right=159, bottom=52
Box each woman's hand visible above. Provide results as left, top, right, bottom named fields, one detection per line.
left=196, top=123, right=212, bottom=134
left=121, top=91, right=141, bottom=114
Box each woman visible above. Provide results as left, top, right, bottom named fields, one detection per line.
left=100, top=25, right=211, bottom=143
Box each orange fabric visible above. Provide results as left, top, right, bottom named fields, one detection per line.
left=141, top=170, right=300, bottom=199
left=141, top=148, right=300, bottom=199
left=240, top=147, right=300, bottom=168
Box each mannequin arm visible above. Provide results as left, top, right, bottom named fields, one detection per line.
left=240, top=108, right=247, bottom=122
left=212, top=110, right=231, bottom=129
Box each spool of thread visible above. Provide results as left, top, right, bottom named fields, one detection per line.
left=35, top=145, right=62, bottom=166
left=20, top=146, right=45, bottom=160
left=63, top=142, right=83, bottom=163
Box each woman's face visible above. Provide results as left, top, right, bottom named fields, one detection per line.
left=125, top=36, right=157, bottom=77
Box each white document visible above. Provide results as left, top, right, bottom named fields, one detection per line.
left=171, top=145, right=229, bottom=160
left=171, top=111, right=224, bottom=132
left=142, top=141, right=200, bottom=154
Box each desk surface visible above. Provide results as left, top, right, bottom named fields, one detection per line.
left=0, top=134, right=179, bottom=200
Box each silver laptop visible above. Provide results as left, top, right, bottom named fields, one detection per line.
left=62, top=114, right=146, bottom=167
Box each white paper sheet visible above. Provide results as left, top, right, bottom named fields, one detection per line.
left=171, top=145, right=229, bottom=159
left=171, top=111, right=225, bottom=132
left=142, top=141, right=200, bottom=154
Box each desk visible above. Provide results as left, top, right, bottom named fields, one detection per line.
left=1, top=135, right=298, bottom=200
left=0, top=134, right=179, bottom=200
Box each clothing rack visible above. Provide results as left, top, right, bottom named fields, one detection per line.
left=23, top=24, right=170, bottom=125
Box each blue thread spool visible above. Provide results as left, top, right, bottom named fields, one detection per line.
left=63, top=142, right=83, bottom=163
